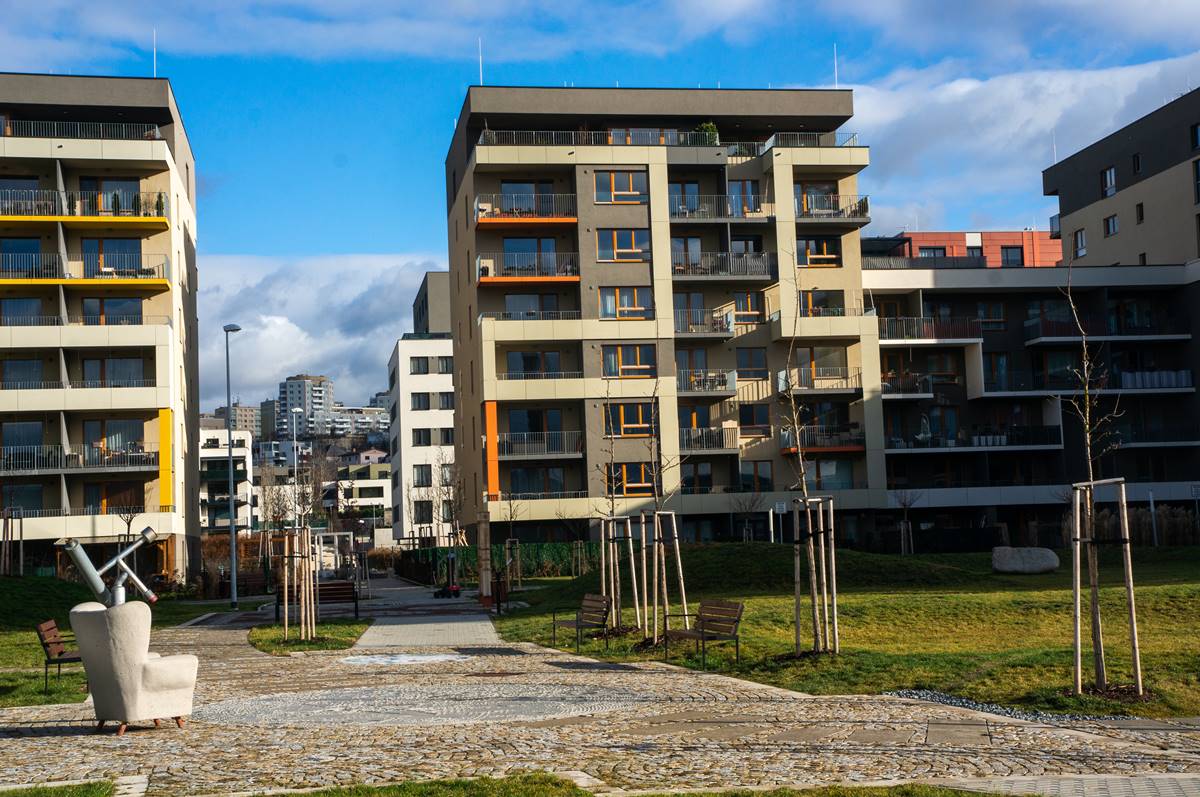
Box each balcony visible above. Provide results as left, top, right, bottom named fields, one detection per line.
left=0, top=253, right=170, bottom=281
left=780, top=425, right=866, bottom=452
left=476, top=129, right=860, bottom=149
left=474, top=193, right=577, bottom=223
left=671, top=252, right=776, bottom=280
left=15, top=503, right=174, bottom=519
left=776, top=367, right=862, bottom=394
left=794, top=195, right=870, bottom=224
left=2, top=120, right=162, bottom=141
left=1023, top=315, right=1191, bottom=344
left=676, top=369, right=737, bottom=395
left=0, top=189, right=169, bottom=227
left=861, top=256, right=988, bottom=270
left=479, top=310, right=582, bottom=321
left=768, top=132, right=861, bottom=148
left=678, top=426, right=740, bottom=454
left=674, top=309, right=734, bottom=338
left=885, top=425, right=1063, bottom=452
left=486, top=490, right=589, bottom=502
left=668, top=195, right=773, bottom=221
left=496, top=370, right=583, bottom=381
left=984, top=370, right=1195, bottom=394
left=475, top=253, right=579, bottom=282
left=70, top=378, right=156, bottom=389
left=881, top=373, right=935, bottom=398
left=495, top=431, right=584, bottom=459
left=0, top=444, right=158, bottom=476
left=1114, top=425, right=1200, bottom=448
left=878, top=317, right=982, bottom=343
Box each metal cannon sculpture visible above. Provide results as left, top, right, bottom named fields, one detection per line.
left=62, top=527, right=159, bottom=607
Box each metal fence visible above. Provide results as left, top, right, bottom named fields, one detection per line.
left=1, top=120, right=162, bottom=140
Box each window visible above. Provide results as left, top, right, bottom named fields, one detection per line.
left=1103, top=214, right=1119, bottom=237
left=927, top=352, right=961, bottom=383
left=510, top=466, right=565, bottom=495
left=80, top=237, right=141, bottom=277
left=680, top=462, right=712, bottom=494
left=1192, top=123, right=1200, bottom=150
left=597, top=228, right=650, bottom=262
left=440, top=464, right=454, bottom=485
left=412, top=500, right=433, bottom=524
left=1139, top=252, right=1147, bottom=266
left=1072, top=229, right=1087, bottom=259
left=605, top=402, right=654, bottom=437
left=607, top=463, right=655, bottom=497
left=410, top=356, right=429, bottom=375
left=599, top=286, right=654, bottom=319
left=505, top=350, right=560, bottom=376
left=601, top=344, right=656, bottom=378
left=609, top=127, right=680, bottom=145
left=439, top=428, right=454, bottom=445
left=1194, top=160, right=1200, bottom=204
left=671, top=236, right=703, bottom=271
left=413, top=464, right=432, bottom=487
left=388, top=367, right=397, bottom=389
left=411, top=392, right=430, bottom=410
left=81, top=296, right=141, bottom=325
left=1136, top=203, right=1144, bottom=224
left=81, top=357, right=143, bottom=387
left=966, top=246, right=983, bottom=259
left=1000, top=246, right=1025, bottom=267
left=797, top=236, right=841, bottom=267
left=1132, top=152, right=1142, bottom=174
left=976, top=301, right=1006, bottom=331
left=739, top=460, right=773, bottom=492
left=799, top=289, right=846, bottom=317
left=805, top=460, right=852, bottom=490
left=919, top=246, right=946, bottom=258
left=441, top=500, right=454, bottom=523
left=732, top=291, right=764, bottom=324
left=668, top=181, right=700, bottom=214
left=736, top=348, right=768, bottom=380
left=508, top=407, right=562, bottom=435
left=1100, top=165, right=1116, bottom=198
left=984, top=352, right=1009, bottom=389
left=359, top=486, right=384, bottom=499
left=738, top=403, right=770, bottom=436
left=439, top=391, right=455, bottom=410
left=501, top=237, right=557, bottom=274
left=437, top=356, right=453, bottom=374
left=412, top=428, right=432, bottom=446
left=594, top=170, right=648, bottom=204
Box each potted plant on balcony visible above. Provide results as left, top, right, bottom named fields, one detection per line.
left=154, top=192, right=165, bottom=217
left=693, top=121, right=719, bottom=145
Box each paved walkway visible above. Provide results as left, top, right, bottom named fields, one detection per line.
left=1, top=595, right=1198, bottom=796
left=354, top=613, right=499, bottom=647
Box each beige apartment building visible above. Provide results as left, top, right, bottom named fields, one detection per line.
left=0, top=74, right=199, bottom=576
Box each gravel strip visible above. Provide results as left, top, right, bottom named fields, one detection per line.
left=886, top=689, right=1138, bottom=724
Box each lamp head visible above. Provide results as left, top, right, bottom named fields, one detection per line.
left=223, top=323, right=242, bottom=333
left=291, top=407, right=303, bottom=415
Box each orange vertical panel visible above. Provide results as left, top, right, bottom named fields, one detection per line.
left=484, top=400, right=499, bottom=499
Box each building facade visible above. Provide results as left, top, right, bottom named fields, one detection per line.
left=198, top=428, right=256, bottom=535
left=0, top=73, right=199, bottom=576
left=214, top=401, right=261, bottom=437
left=275, top=373, right=333, bottom=438
left=863, top=231, right=1059, bottom=268
left=444, top=85, right=1200, bottom=559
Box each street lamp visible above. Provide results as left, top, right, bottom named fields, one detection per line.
left=222, top=323, right=242, bottom=609
left=291, top=407, right=304, bottom=531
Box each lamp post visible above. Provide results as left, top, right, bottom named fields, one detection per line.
left=222, top=323, right=242, bottom=609
left=291, top=407, right=304, bottom=531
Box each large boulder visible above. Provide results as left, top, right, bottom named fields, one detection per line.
left=992, top=546, right=1060, bottom=574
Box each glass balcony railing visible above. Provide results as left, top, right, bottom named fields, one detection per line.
left=879, top=317, right=982, bottom=340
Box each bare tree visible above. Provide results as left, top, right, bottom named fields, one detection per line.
left=432, top=447, right=464, bottom=546
left=729, top=490, right=766, bottom=541
left=116, top=505, right=140, bottom=544
left=892, top=489, right=922, bottom=555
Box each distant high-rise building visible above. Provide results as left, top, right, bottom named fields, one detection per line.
left=215, top=402, right=262, bottom=437
left=275, top=374, right=334, bottom=437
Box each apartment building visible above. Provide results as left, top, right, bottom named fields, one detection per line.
left=1044, top=86, right=1200, bottom=266
left=863, top=231, right=1059, bottom=268
left=198, top=428, right=256, bottom=535
left=214, top=401, right=261, bottom=437
left=0, top=73, right=199, bottom=575
left=325, top=461, right=391, bottom=548
left=412, top=271, right=451, bottom=334
left=275, top=373, right=333, bottom=437
left=444, top=85, right=1200, bottom=556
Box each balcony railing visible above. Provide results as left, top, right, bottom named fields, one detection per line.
left=668, top=195, right=773, bottom=220
left=1023, top=315, right=1190, bottom=340
left=881, top=373, right=934, bottom=395
left=474, top=193, right=577, bottom=220
left=799, top=303, right=865, bottom=318
left=1114, top=425, right=1200, bottom=444
left=0, top=253, right=169, bottom=280
left=70, top=378, right=156, bottom=389
left=677, top=369, right=737, bottom=393
left=66, top=315, right=170, bottom=326
left=1, top=120, right=162, bottom=141
left=480, top=310, right=582, bottom=322
left=486, top=490, right=589, bottom=502
left=887, top=425, right=1063, bottom=450
left=768, top=131, right=861, bottom=148
left=674, top=309, right=733, bottom=335
left=879, top=317, right=982, bottom=340
left=0, top=444, right=159, bottom=474
left=678, top=427, right=740, bottom=452
left=862, top=256, right=988, bottom=270
left=476, top=129, right=860, bottom=149
left=496, top=370, right=583, bottom=381
left=16, top=504, right=174, bottom=519
left=776, top=367, right=862, bottom=392
left=0, top=380, right=65, bottom=390
left=795, top=194, right=870, bottom=220
left=780, top=425, right=865, bottom=450
left=985, top=370, right=1194, bottom=392
left=0, top=189, right=168, bottom=218
left=496, top=430, right=584, bottom=456
left=671, top=252, right=776, bottom=278
left=476, top=252, right=579, bottom=279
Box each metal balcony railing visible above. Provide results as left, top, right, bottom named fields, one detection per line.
left=799, top=303, right=864, bottom=318
left=496, top=430, right=584, bottom=456
left=861, top=256, right=988, bottom=270
left=671, top=251, right=777, bottom=278
left=479, top=310, right=582, bottom=321
left=0, top=380, right=65, bottom=390
left=1024, top=315, right=1190, bottom=340
left=668, top=194, right=772, bottom=219
left=881, top=373, right=934, bottom=394
left=767, top=131, right=861, bottom=148
left=676, top=369, right=736, bottom=393
left=1, top=120, right=162, bottom=141
left=476, top=129, right=860, bottom=149
left=474, top=193, right=577, bottom=220
left=795, top=194, right=870, bottom=219
left=0, top=253, right=169, bottom=280
left=0, top=444, right=159, bottom=473
left=70, top=378, right=156, bottom=389
left=780, top=425, right=865, bottom=449
left=496, top=370, right=583, bottom=381
left=0, top=189, right=168, bottom=218
left=66, top=315, right=170, bottom=326
left=879, top=317, right=982, bottom=340
left=888, top=425, right=1063, bottom=450
left=486, top=490, right=589, bottom=502
left=776, top=367, right=862, bottom=392
left=1114, top=425, right=1200, bottom=444
left=476, top=252, right=579, bottom=279
left=678, top=427, right=739, bottom=451
left=0, top=315, right=63, bottom=327
left=984, top=370, right=1194, bottom=392
left=674, top=309, right=733, bottom=335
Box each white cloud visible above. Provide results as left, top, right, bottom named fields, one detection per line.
left=198, top=253, right=444, bottom=411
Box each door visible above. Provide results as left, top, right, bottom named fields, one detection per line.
left=727, top=180, right=760, bottom=215
left=673, top=292, right=704, bottom=332
left=668, top=181, right=699, bottom=214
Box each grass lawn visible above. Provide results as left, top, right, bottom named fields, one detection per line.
left=0, top=575, right=258, bottom=708
left=247, top=618, right=371, bottom=655
left=495, top=544, right=1200, bottom=718
left=0, top=784, right=112, bottom=797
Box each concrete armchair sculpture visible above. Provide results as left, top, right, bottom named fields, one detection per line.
left=70, top=601, right=198, bottom=736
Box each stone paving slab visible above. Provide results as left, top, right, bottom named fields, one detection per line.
left=353, top=612, right=499, bottom=647
left=942, top=774, right=1200, bottom=796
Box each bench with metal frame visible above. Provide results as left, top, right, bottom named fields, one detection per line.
left=664, top=599, right=744, bottom=670
left=36, top=618, right=82, bottom=692
left=551, top=593, right=611, bottom=654
left=275, top=579, right=359, bottom=621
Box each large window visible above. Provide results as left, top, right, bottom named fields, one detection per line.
left=739, top=461, right=773, bottom=492
left=410, top=356, right=429, bottom=375
left=668, top=181, right=699, bottom=214
left=977, top=301, right=1006, bottom=330
left=411, top=392, right=430, bottom=410
left=82, top=357, right=143, bottom=387
left=412, top=428, right=431, bottom=446
left=437, top=356, right=453, bottom=374
left=413, top=464, right=432, bottom=487
left=607, top=462, right=655, bottom=497
left=602, top=344, right=656, bottom=378
left=501, top=237, right=557, bottom=274
left=510, top=466, right=565, bottom=495
left=1000, top=246, right=1025, bottom=267
left=81, top=238, right=143, bottom=277
left=505, top=350, right=561, bottom=375
left=82, top=419, right=142, bottom=451
left=732, top=291, right=764, bottom=324
left=738, top=403, right=770, bottom=436
left=439, top=428, right=454, bottom=445
left=680, top=462, right=713, bottom=494
left=919, top=246, right=946, bottom=258
left=439, top=391, right=455, bottom=410
left=599, top=286, right=654, bottom=319
left=2, top=359, right=42, bottom=387
left=0, top=238, right=41, bottom=275
left=412, top=500, right=433, bottom=524
left=594, top=171, right=648, bottom=204
left=81, top=297, right=141, bottom=325
left=799, top=289, right=846, bottom=317
left=2, top=483, right=42, bottom=512
left=605, top=402, right=654, bottom=437
left=0, top=297, right=41, bottom=324
left=597, top=229, right=650, bottom=262
left=508, top=407, right=562, bottom=434
left=736, top=348, right=767, bottom=380
left=671, top=236, right=703, bottom=271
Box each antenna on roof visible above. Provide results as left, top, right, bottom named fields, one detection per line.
left=1051, top=128, right=1057, bottom=163
left=478, top=37, right=483, bottom=85
left=152, top=28, right=157, bottom=78
left=833, top=43, right=838, bottom=89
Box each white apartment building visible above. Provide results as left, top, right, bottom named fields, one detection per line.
left=275, top=373, right=333, bottom=437
left=198, top=428, right=256, bottom=535
left=387, top=331, right=455, bottom=545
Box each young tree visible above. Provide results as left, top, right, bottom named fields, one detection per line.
left=892, top=489, right=922, bottom=555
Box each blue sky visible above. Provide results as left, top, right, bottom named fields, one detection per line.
left=4, top=1, right=1200, bottom=407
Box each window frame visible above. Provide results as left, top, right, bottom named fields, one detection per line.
left=1100, top=165, right=1116, bottom=198
left=607, top=462, right=656, bottom=497
left=596, top=228, right=651, bottom=262
left=604, top=402, right=654, bottom=438
left=594, top=170, right=648, bottom=204
left=410, top=356, right=429, bottom=375
left=735, top=347, right=768, bottom=380
left=599, top=286, right=655, bottom=319
left=1103, top=214, right=1119, bottom=238
left=412, top=464, right=432, bottom=487
left=976, top=301, right=1006, bottom=331
left=602, top=343, right=657, bottom=378
left=732, top=291, right=765, bottom=324
left=999, top=246, right=1025, bottom=267
left=1072, top=229, right=1087, bottom=259
left=739, top=460, right=774, bottom=492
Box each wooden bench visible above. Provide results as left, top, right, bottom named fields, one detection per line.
left=275, top=579, right=359, bottom=622
left=664, top=599, right=744, bottom=670
left=551, top=593, right=611, bottom=654
left=36, top=619, right=82, bottom=692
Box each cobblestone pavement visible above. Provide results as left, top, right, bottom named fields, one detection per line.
left=0, top=619, right=1198, bottom=796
